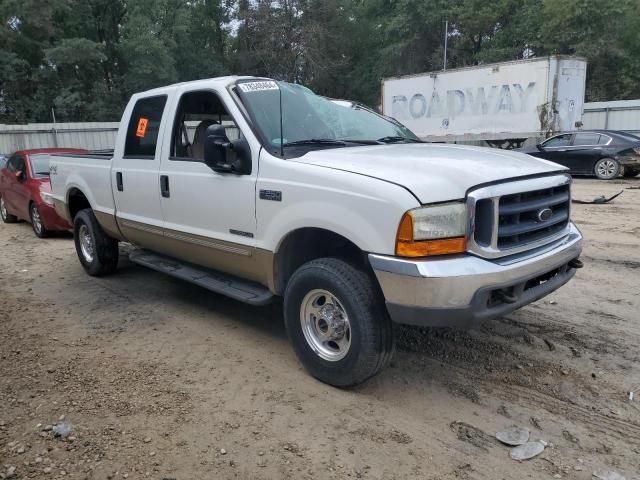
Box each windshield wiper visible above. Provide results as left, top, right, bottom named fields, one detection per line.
left=340, top=139, right=381, bottom=145
left=35, top=171, right=50, bottom=176
left=377, top=136, right=420, bottom=144
left=282, top=139, right=347, bottom=147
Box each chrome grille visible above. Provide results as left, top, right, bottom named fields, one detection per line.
left=497, top=184, right=570, bottom=249
left=467, top=175, right=572, bottom=259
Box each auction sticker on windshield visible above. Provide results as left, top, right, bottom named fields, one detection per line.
left=238, top=81, right=279, bottom=93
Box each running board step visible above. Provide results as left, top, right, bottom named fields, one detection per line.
left=129, top=249, right=274, bottom=306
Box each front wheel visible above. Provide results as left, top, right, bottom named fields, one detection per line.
left=284, top=258, right=395, bottom=387
left=623, top=167, right=639, bottom=178
left=73, top=209, right=119, bottom=276
left=594, top=157, right=620, bottom=180
left=30, top=203, right=49, bottom=238
left=0, top=197, right=18, bottom=223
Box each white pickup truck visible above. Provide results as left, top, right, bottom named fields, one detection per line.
left=50, top=76, right=583, bottom=386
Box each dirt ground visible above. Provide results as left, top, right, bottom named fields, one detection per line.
left=1, top=177, right=639, bottom=480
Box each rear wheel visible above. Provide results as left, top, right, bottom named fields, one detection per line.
left=73, top=208, right=119, bottom=276
left=0, top=197, right=18, bottom=223
left=594, top=157, right=620, bottom=180
left=30, top=203, right=49, bottom=238
left=284, top=258, right=395, bottom=387
left=622, top=167, right=639, bottom=178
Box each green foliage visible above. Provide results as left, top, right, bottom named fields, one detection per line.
left=1, top=0, right=639, bottom=122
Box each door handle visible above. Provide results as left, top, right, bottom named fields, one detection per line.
left=160, top=175, right=170, bottom=198
left=116, top=172, right=123, bottom=191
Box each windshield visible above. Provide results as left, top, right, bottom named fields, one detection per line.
left=29, top=154, right=51, bottom=177
left=235, top=80, right=418, bottom=153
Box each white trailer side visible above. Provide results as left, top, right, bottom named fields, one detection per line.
left=382, top=56, right=587, bottom=144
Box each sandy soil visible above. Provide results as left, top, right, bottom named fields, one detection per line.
left=1, top=177, right=639, bottom=480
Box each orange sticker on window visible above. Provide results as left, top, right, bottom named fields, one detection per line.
left=136, top=117, right=149, bottom=138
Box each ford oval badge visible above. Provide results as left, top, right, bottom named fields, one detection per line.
left=537, top=207, right=553, bottom=222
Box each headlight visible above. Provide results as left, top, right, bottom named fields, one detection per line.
left=40, top=191, right=54, bottom=205
left=396, top=202, right=467, bottom=257
left=633, top=147, right=640, bottom=155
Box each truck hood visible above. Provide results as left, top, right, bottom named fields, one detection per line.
left=293, top=143, right=566, bottom=203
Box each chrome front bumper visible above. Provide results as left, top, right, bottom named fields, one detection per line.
left=369, top=223, right=583, bottom=328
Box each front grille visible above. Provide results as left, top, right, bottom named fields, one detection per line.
left=497, top=184, right=570, bottom=249
left=467, top=175, right=572, bottom=259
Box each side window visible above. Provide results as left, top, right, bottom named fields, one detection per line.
left=17, top=156, right=25, bottom=172
left=8, top=155, right=25, bottom=174
left=598, top=135, right=612, bottom=145
left=6, top=156, right=17, bottom=173
left=573, top=133, right=601, bottom=146
left=124, top=95, right=167, bottom=158
left=543, top=134, right=572, bottom=147
left=170, top=90, right=243, bottom=161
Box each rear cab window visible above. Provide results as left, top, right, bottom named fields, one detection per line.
left=124, top=96, right=168, bottom=159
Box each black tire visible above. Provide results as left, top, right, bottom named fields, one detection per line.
left=284, top=258, right=395, bottom=387
left=594, top=157, right=620, bottom=180
left=0, top=196, right=18, bottom=223
left=623, top=168, right=639, bottom=178
left=30, top=202, right=49, bottom=238
left=73, top=208, right=119, bottom=276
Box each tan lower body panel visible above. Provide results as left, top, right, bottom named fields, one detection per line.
left=117, top=218, right=275, bottom=290
left=95, top=211, right=126, bottom=241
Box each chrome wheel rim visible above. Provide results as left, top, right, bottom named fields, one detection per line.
left=31, top=204, right=42, bottom=234
left=597, top=159, right=617, bottom=178
left=78, top=224, right=94, bottom=262
left=300, top=289, right=351, bottom=362
left=0, top=198, right=6, bottom=220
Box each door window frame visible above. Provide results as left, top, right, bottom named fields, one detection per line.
left=123, top=94, right=169, bottom=160
left=168, top=88, right=250, bottom=163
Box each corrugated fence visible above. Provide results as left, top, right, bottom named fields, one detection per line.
left=0, top=122, right=119, bottom=153
left=582, top=99, right=640, bottom=136
left=2, top=100, right=640, bottom=153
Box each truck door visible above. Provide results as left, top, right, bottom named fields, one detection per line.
left=156, top=88, right=260, bottom=281
left=111, top=95, right=169, bottom=247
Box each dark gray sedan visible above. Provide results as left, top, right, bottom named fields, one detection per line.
left=519, top=130, right=640, bottom=180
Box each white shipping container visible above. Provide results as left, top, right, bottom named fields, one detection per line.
left=382, top=56, right=587, bottom=143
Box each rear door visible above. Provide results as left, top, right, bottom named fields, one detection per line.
left=111, top=95, right=170, bottom=246
left=566, top=132, right=603, bottom=174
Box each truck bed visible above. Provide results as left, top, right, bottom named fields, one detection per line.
left=49, top=150, right=117, bottom=222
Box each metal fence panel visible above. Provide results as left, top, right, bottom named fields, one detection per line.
left=583, top=100, right=640, bottom=135
left=0, top=122, right=119, bottom=153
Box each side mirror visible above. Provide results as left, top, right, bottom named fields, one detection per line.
left=536, top=143, right=544, bottom=151
left=15, top=170, right=25, bottom=181
left=203, top=125, right=251, bottom=175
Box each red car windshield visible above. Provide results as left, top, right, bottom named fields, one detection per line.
left=29, top=154, right=51, bottom=178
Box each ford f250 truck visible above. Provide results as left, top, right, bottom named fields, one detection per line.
left=49, top=77, right=583, bottom=387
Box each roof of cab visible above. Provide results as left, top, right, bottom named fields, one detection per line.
left=133, top=76, right=269, bottom=97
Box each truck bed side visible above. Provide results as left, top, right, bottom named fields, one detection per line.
left=49, top=151, right=116, bottom=226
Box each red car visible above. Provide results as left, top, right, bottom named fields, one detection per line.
left=0, top=148, right=86, bottom=237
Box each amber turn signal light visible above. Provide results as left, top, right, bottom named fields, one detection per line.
left=395, top=212, right=466, bottom=257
